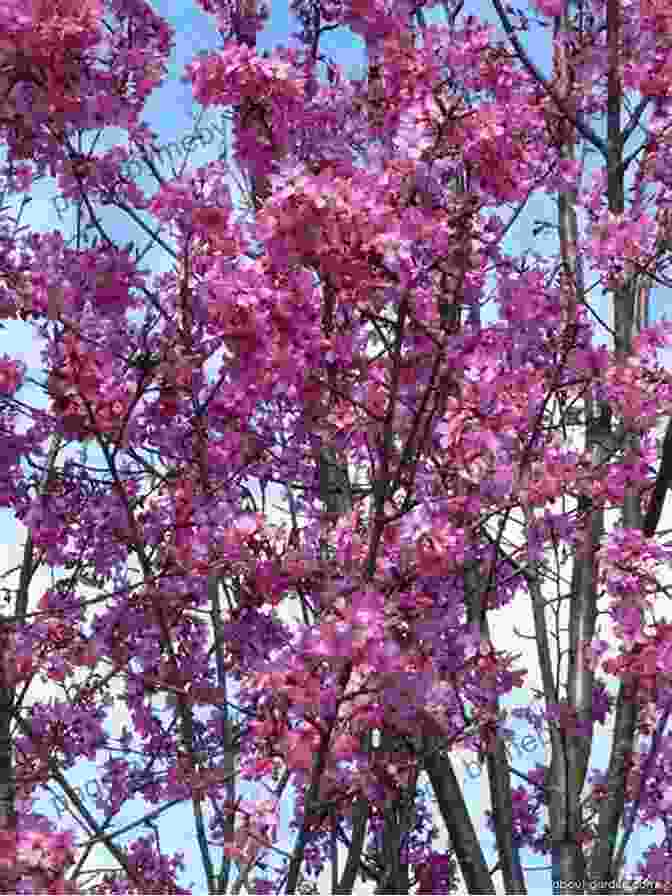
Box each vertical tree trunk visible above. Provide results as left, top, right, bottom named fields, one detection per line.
left=588, top=0, right=643, bottom=884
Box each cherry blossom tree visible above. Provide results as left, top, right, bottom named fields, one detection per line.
left=1, top=0, right=672, bottom=892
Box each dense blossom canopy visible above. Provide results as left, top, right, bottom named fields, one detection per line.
left=0, top=0, right=671, bottom=891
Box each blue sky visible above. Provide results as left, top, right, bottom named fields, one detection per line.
left=1, top=0, right=669, bottom=892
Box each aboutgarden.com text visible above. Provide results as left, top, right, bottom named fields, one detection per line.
left=553, top=878, right=660, bottom=891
